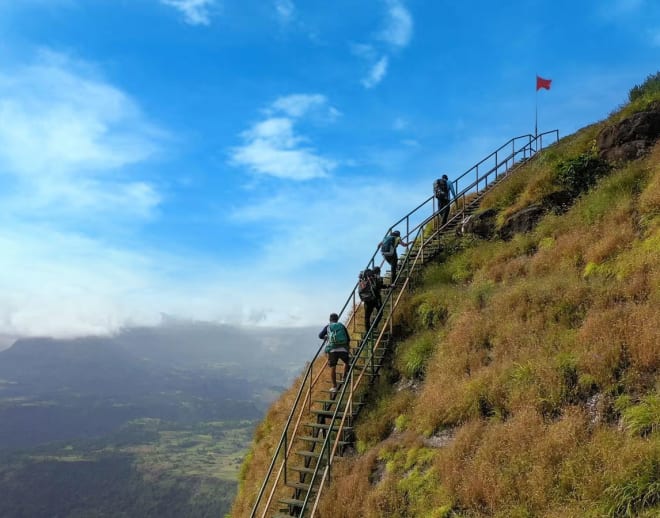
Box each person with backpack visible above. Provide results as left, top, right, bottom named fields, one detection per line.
left=434, top=174, right=457, bottom=226
left=358, top=266, right=383, bottom=334
left=378, top=230, right=409, bottom=285
left=318, top=313, right=351, bottom=393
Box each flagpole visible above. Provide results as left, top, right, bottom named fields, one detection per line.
left=535, top=75, right=538, bottom=139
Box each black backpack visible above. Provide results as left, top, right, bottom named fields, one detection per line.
left=434, top=178, right=449, bottom=199
left=358, top=270, right=377, bottom=303
left=381, top=234, right=396, bottom=260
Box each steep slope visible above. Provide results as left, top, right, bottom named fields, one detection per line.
left=233, top=74, right=660, bottom=518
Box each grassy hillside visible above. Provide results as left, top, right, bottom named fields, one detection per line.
left=232, top=74, right=660, bottom=518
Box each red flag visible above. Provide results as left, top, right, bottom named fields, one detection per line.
left=536, top=75, right=552, bottom=91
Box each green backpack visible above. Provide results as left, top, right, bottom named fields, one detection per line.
left=326, top=322, right=348, bottom=352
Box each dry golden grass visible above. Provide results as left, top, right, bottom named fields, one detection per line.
left=576, top=303, right=659, bottom=391
left=233, top=92, right=660, bottom=518
left=433, top=408, right=659, bottom=517
left=639, top=142, right=660, bottom=215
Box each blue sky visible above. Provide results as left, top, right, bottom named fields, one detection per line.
left=0, top=0, right=657, bottom=339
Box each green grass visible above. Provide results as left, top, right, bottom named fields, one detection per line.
left=232, top=76, right=660, bottom=518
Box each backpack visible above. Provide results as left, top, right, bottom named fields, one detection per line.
left=326, top=322, right=349, bottom=352
left=381, top=235, right=396, bottom=260
left=358, top=270, right=377, bottom=303
left=434, top=178, right=450, bottom=200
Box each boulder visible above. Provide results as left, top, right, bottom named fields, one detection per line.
left=499, top=204, right=545, bottom=240
left=598, top=109, right=660, bottom=162
left=461, top=208, right=497, bottom=238
left=541, top=189, right=574, bottom=214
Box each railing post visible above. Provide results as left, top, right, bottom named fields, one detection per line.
left=283, top=432, right=288, bottom=486
left=349, top=364, right=353, bottom=417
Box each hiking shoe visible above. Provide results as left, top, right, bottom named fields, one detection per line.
left=329, top=386, right=338, bottom=393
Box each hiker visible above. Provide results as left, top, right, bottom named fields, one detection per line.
left=378, top=230, right=409, bottom=285
left=318, top=313, right=351, bottom=393
left=358, top=266, right=384, bottom=334
left=434, top=174, right=457, bottom=225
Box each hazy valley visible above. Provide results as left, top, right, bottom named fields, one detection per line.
left=0, top=322, right=318, bottom=517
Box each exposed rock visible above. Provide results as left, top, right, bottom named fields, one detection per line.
left=422, top=429, right=455, bottom=449
left=586, top=394, right=604, bottom=426
left=394, top=377, right=421, bottom=393
left=598, top=109, right=660, bottom=162
left=498, top=204, right=545, bottom=240
left=369, top=459, right=386, bottom=485
left=541, top=189, right=574, bottom=214
left=461, top=208, right=497, bottom=238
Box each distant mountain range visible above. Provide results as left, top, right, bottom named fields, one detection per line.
left=0, top=322, right=320, bottom=449
left=0, top=322, right=319, bottom=395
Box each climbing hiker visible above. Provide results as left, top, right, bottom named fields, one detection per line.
left=378, top=230, right=409, bottom=285
left=358, top=266, right=384, bottom=334
left=434, top=174, right=457, bottom=226
left=318, top=313, right=351, bottom=393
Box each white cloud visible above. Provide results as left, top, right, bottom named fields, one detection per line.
left=230, top=94, right=338, bottom=180
left=361, top=56, right=389, bottom=89
left=0, top=50, right=163, bottom=219
left=0, top=224, right=334, bottom=338
left=380, top=0, right=413, bottom=48
left=353, top=1, right=413, bottom=89
left=161, top=0, right=216, bottom=26
left=270, top=93, right=338, bottom=119
left=275, top=0, right=295, bottom=22
left=229, top=176, right=429, bottom=278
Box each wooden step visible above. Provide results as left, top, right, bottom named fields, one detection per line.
left=278, top=497, right=306, bottom=508
left=295, top=450, right=322, bottom=459
left=298, top=435, right=351, bottom=446
left=304, top=422, right=353, bottom=431
left=285, top=481, right=318, bottom=492
left=290, top=465, right=320, bottom=475
left=311, top=409, right=350, bottom=418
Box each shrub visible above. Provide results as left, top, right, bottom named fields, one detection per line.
left=622, top=394, right=660, bottom=437
left=628, top=71, right=660, bottom=102
left=556, top=153, right=611, bottom=197
left=604, top=458, right=660, bottom=517
left=395, top=332, right=437, bottom=379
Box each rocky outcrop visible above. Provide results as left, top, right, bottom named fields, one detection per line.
left=499, top=204, right=545, bottom=240
left=541, top=189, right=574, bottom=214
left=461, top=208, right=497, bottom=238
left=598, top=109, right=660, bottom=162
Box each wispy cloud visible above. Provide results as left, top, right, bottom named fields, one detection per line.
left=274, top=0, right=295, bottom=22
left=595, top=0, right=644, bottom=19
left=0, top=50, right=173, bottom=339
left=380, top=0, right=413, bottom=48
left=269, top=93, right=339, bottom=119
left=353, top=0, right=413, bottom=89
left=161, top=0, right=216, bottom=26
left=0, top=50, right=163, bottom=219
left=362, top=56, right=389, bottom=89
left=230, top=94, right=338, bottom=180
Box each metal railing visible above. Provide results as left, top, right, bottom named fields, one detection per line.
left=248, top=130, right=559, bottom=518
